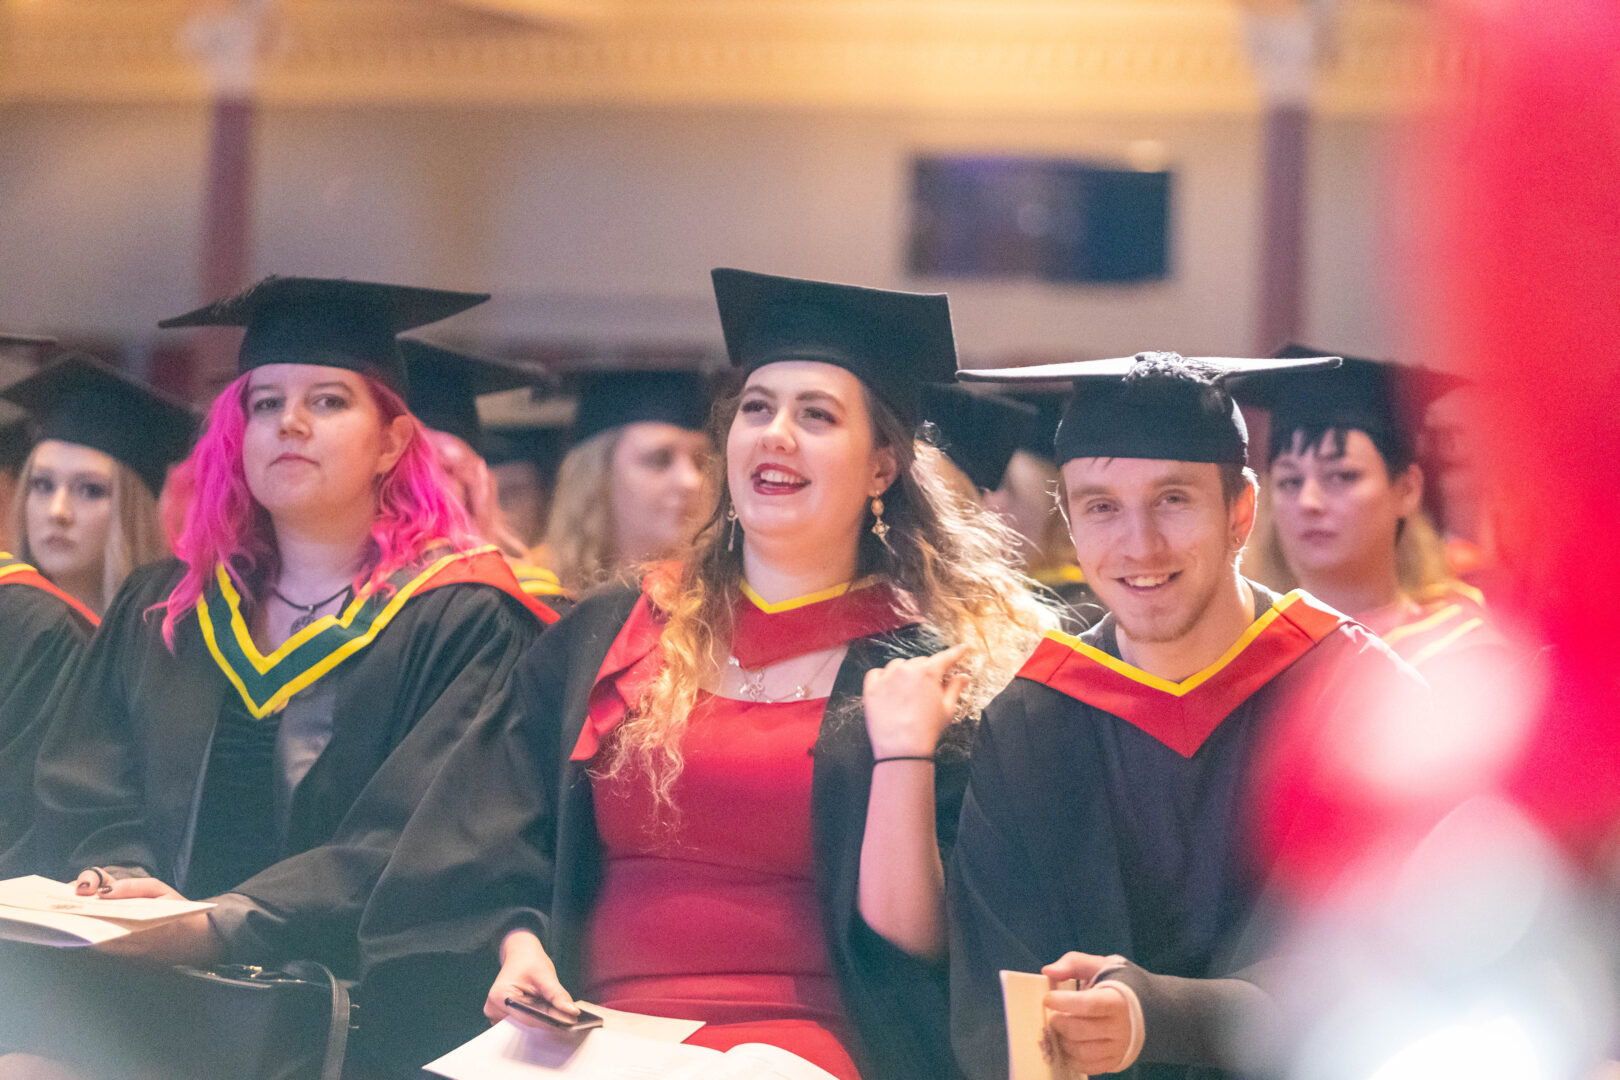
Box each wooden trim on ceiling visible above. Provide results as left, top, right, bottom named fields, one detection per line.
left=0, top=0, right=1460, bottom=114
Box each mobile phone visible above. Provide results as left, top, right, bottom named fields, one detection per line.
left=504, top=994, right=604, bottom=1032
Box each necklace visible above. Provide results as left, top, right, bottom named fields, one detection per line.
left=271, top=582, right=352, bottom=633
left=727, top=648, right=840, bottom=704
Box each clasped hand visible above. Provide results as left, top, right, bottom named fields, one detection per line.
left=1042, top=951, right=1142, bottom=1076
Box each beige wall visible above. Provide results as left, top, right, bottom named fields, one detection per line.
left=0, top=100, right=1402, bottom=364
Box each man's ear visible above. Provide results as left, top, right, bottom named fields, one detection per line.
left=1230, top=478, right=1258, bottom=553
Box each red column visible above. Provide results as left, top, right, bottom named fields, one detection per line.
left=1256, top=103, right=1308, bottom=352
left=191, top=93, right=257, bottom=399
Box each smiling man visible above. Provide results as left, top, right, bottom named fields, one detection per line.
left=948, top=352, right=1429, bottom=1080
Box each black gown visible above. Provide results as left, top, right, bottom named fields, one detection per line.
left=948, top=583, right=1428, bottom=1080
left=0, top=555, right=96, bottom=852
left=357, top=583, right=971, bottom=1080
left=10, top=550, right=546, bottom=974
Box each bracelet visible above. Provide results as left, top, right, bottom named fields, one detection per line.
left=873, top=755, right=936, bottom=765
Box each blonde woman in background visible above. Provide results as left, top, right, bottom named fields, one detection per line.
left=0, top=353, right=190, bottom=860
left=539, top=369, right=712, bottom=591
left=3, top=354, right=191, bottom=616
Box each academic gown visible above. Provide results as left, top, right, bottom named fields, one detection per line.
left=0, top=554, right=97, bottom=852
left=948, top=583, right=1428, bottom=1080
left=10, top=548, right=548, bottom=975
left=1372, top=581, right=1522, bottom=698
left=356, top=584, right=971, bottom=1080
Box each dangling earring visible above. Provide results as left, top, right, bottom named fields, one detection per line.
left=869, top=497, right=890, bottom=545
left=727, top=504, right=740, bottom=551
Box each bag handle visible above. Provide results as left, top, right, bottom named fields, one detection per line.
left=280, top=960, right=350, bottom=1080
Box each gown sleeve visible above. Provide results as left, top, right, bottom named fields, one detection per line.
left=351, top=592, right=632, bottom=1072
left=947, top=688, right=1072, bottom=1080
left=8, top=563, right=176, bottom=880
left=209, top=585, right=541, bottom=970
left=0, top=587, right=91, bottom=857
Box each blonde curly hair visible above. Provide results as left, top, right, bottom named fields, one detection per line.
left=598, top=384, right=1062, bottom=810
left=541, top=427, right=624, bottom=592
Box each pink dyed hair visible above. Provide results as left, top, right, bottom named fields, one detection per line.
left=157, top=370, right=479, bottom=646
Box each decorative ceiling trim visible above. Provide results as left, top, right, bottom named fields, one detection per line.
left=0, top=0, right=1460, bottom=115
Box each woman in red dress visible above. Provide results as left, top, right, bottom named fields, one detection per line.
left=359, top=269, right=1058, bottom=1079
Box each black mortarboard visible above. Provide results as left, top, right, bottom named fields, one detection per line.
left=0, top=334, right=56, bottom=471
left=0, top=352, right=197, bottom=494
left=959, top=351, right=1340, bottom=466
left=571, top=370, right=712, bottom=444
left=0, top=419, right=33, bottom=473
left=483, top=425, right=567, bottom=470
left=921, top=384, right=1039, bottom=491
left=1231, top=343, right=1469, bottom=469
left=0, top=333, right=58, bottom=355
left=711, top=268, right=956, bottom=425
left=399, top=339, right=551, bottom=455
left=1004, top=389, right=1070, bottom=462
left=158, top=276, right=490, bottom=395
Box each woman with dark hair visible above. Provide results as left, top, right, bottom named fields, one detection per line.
left=1234, top=346, right=1505, bottom=674
left=0, top=277, right=558, bottom=1079
left=359, top=269, right=1058, bottom=1079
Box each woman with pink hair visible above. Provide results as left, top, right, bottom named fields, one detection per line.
left=0, top=277, right=558, bottom=1079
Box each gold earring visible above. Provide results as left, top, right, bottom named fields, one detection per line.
left=870, top=497, right=889, bottom=544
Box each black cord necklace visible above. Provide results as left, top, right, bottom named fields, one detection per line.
left=271, top=583, right=352, bottom=633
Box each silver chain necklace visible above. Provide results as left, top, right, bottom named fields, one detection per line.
left=726, top=649, right=839, bottom=703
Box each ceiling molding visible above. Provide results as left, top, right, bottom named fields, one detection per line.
left=0, top=0, right=1459, bottom=114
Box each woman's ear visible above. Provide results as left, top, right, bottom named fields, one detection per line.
left=375, top=414, right=414, bottom=476
left=1394, top=462, right=1424, bottom=520
left=870, top=444, right=900, bottom=497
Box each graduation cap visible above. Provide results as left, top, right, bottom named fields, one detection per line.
left=0, top=332, right=58, bottom=355
left=921, top=384, right=1039, bottom=491
left=0, top=352, right=197, bottom=494
left=958, top=351, right=1340, bottom=466
left=399, top=339, right=552, bottom=455
left=1005, top=390, right=1069, bottom=463
left=158, top=276, right=490, bottom=395
left=483, top=425, right=567, bottom=471
left=1230, top=343, right=1469, bottom=470
left=572, top=370, right=712, bottom=444
left=0, top=419, right=32, bottom=473
left=711, top=268, right=956, bottom=425
left=0, top=334, right=57, bottom=470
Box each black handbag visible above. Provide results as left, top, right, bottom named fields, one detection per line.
left=0, top=941, right=354, bottom=1080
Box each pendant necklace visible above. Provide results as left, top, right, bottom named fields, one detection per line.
left=727, top=648, right=840, bottom=704
left=271, top=582, right=352, bottom=634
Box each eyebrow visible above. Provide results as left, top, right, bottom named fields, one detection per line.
left=742, top=385, right=846, bottom=409
left=1068, top=472, right=1204, bottom=498
left=30, top=468, right=112, bottom=482
left=246, top=381, right=352, bottom=394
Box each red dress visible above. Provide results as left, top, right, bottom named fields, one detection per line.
left=584, top=690, right=861, bottom=1080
